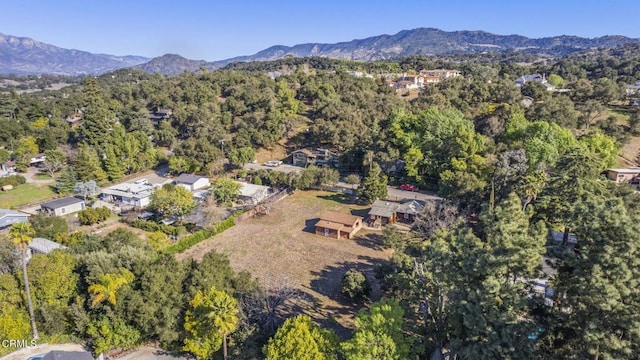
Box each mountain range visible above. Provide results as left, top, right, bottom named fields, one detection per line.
left=1, top=28, right=639, bottom=76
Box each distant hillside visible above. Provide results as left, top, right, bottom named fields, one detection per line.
left=209, top=28, right=639, bottom=68
left=0, top=33, right=149, bottom=75
left=132, top=54, right=211, bottom=75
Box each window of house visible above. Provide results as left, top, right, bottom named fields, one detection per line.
left=61, top=208, right=65, bottom=214
left=404, top=213, right=409, bottom=219
left=324, top=228, right=329, bottom=237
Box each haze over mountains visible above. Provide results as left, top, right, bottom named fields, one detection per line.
left=1, top=28, right=639, bottom=76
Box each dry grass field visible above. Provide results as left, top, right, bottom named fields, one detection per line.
left=177, top=190, right=393, bottom=335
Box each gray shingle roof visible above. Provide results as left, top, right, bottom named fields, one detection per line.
left=175, top=174, right=206, bottom=185
left=29, top=238, right=66, bottom=254
left=40, top=196, right=84, bottom=210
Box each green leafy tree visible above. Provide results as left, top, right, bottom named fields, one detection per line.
left=150, top=184, right=197, bottom=219
left=74, top=143, right=107, bottom=184
left=87, top=316, right=141, bottom=356
left=88, top=268, right=134, bottom=307
left=168, top=156, right=191, bottom=175
left=578, top=131, right=618, bottom=169
left=55, top=167, right=78, bottom=194
left=211, top=177, right=241, bottom=206
left=30, top=213, right=68, bottom=240
left=8, top=222, right=39, bottom=339
left=551, top=197, right=640, bottom=359
left=547, top=74, right=564, bottom=87
left=228, top=147, right=255, bottom=168
left=103, top=145, right=124, bottom=181
left=264, top=314, right=338, bottom=360
left=183, top=287, right=239, bottom=360
left=0, top=274, right=31, bottom=345
left=13, top=136, right=39, bottom=172
left=42, top=149, right=66, bottom=177
left=341, top=269, right=371, bottom=302
left=577, top=99, right=605, bottom=129
left=147, top=231, right=170, bottom=250
left=27, top=251, right=77, bottom=335
left=357, top=163, right=387, bottom=204
left=341, top=299, right=410, bottom=360
left=344, top=174, right=361, bottom=185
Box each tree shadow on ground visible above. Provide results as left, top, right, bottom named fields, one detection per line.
left=353, top=232, right=385, bottom=251
left=305, top=255, right=391, bottom=338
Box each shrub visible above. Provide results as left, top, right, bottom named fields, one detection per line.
left=0, top=175, right=26, bottom=187
left=78, top=207, right=111, bottom=225
left=341, top=269, right=371, bottom=302
left=163, top=211, right=243, bottom=255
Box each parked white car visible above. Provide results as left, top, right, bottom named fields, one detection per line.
left=263, top=160, right=283, bottom=167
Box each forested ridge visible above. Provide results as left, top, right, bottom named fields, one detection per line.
left=1, top=46, right=640, bottom=359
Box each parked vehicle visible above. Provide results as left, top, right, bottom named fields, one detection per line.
left=263, top=160, right=283, bottom=167
left=399, top=184, right=418, bottom=191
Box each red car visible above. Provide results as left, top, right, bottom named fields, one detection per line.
left=399, top=184, right=418, bottom=192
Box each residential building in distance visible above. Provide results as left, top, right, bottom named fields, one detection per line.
left=291, top=148, right=339, bottom=168
left=419, top=69, right=462, bottom=78
left=40, top=197, right=86, bottom=216
left=65, top=108, right=84, bottom=127
left=149, top=107, right=173, bottom=123
left=175, top=174, right=211, bottom=192
left=237, top=182, right=270, bottom=205
left=314, top=212, right=363, bottom=239
left=605, top=168, right=640, bottom=184
left=0, top=209, right=30, bottom=230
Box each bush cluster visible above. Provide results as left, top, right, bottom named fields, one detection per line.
left=78, top=207, right=111, bottom=225
left=163, top=212, right=243, bottom=254
left=0, top=175, right=26, bottom=187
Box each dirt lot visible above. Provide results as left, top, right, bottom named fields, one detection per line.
left=177, top=190, right=392, bottom=336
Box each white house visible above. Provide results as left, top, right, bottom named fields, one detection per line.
left=175, top=174, right=211, bottom=192
left=40, top=197, right=86, bottom=216
left=237, top=182, right=270, bottom=205
left=101, top=180, right=157, bottom=208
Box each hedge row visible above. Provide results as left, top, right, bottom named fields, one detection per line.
left=130, top=219, right=185, bottom=237
left=163, top=212, right=243, bottom=255
left=0, top=175, right=26, bottom=187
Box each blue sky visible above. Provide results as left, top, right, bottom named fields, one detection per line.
left=3, top=0, right=639, bottom=60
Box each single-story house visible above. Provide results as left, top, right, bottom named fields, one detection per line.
left=27, top=237, right=67, bottom=260
left=40, top=196, right=86, bottom=216
left=65, top=108, right=84, bottom=127
left=1, top=160, right=16, bottom=173
left=367, top=199, right=425, bottom=228
left=175, top=174, right=211, bottom=191
left=101, top=180, right=157, bottom=208
left=368, top=200, right=398, bottom=227
left=0, top=209, right=30, bottom=230
left=238, top=182, right=270, bottom=205
left=43, top=350, right=94, bottom=360
left=291, top=148, right=339, bottom=168
left=605, top=168, right=640, bottom=183
left=315, top=212, right=363, bottom=239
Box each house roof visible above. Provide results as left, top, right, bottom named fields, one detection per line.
left=238, top=182, right=270, bottom=197
left=369, top=200, right=399, bottom=218
left=607, top=168, right=640, bottom=174
left=29, top=238, right=66, bottom=253
left=43, top=350, right=94, bottom=360
left=102, top=182, right=156, bottom=200
left=41, top=196, right=84, bottom=210
left=316, top=220, right=344, bottom=231
left=319, top=211, right=361, bottom=226
left=175, top=174, right=208, bottom=185
left=0, top=209, right=29, bottom=219
left=397, top=200, right=425, bottom=215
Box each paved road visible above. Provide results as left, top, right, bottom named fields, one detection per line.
left=0, top=343, right=86, bottom=360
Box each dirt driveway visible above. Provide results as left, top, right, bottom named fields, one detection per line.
left=178, top=190, right=392, bottom=335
